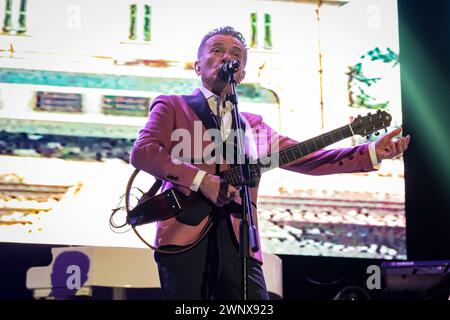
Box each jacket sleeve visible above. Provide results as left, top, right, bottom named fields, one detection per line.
left=250, top=115, right=376, bottom=175
left=129, top=96, right=200, bottom=191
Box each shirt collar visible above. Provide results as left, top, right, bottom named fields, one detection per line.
left=198, top=86, right=220, bottom=116
left=199, top=86, right=234, bottom=116
left=199, top=86, right=216, bottom=100
left=199, top=86, right=233, bottom=102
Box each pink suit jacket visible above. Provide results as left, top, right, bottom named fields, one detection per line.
left=130, top=88, right=376, bottom=263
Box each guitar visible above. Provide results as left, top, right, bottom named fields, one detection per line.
left=127, top=110, right=392, bottom=226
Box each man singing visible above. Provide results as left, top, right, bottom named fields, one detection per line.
left=130, top=26, right=410, bottom=300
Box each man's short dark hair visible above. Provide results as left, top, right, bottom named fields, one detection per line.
left=197, top=26, right=248, bottom=64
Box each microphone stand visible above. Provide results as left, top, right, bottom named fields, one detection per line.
left=227, top=72, right=259, bottom=301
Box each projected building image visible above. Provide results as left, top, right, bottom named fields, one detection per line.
left=0, top=0, right=405, bottom=259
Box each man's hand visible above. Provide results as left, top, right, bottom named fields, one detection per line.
left=374, top=127, right=410, bottom=162
left=199, top=174, right=238, bottom=207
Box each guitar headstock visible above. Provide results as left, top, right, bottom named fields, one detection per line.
left=350, top=110, right=392, bottom=137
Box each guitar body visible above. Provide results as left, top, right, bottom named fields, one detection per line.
left=128, top=188, right=204, bottom=226
left=127, top=185, right=242, bottom=227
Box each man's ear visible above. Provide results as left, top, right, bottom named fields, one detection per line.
left=194, top=61, right=200, bottom=75
left=237, top=70, right=246, bottom=84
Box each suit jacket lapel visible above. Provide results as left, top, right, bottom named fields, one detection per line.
left=183, top=90, right=247, bottom=134
left=182, top=90, right=219, bottom=132
left=183, top=89, right=249, bottom=161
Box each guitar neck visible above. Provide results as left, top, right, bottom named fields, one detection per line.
left=221, top=123, right=354, bottom=186
left=259, top=123, right=354, bottom=171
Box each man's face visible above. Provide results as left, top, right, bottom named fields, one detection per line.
left=195, top=34, right=246, bottom=96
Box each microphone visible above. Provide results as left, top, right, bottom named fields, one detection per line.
left=218, top=59, right=241, bottom=80
left=211, top=60, right=241, bottom=95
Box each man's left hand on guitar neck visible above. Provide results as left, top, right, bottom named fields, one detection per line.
left=374, top=127, right=410, bottom=162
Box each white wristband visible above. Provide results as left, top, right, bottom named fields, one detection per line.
left=190, top=170, right=207, bottom=192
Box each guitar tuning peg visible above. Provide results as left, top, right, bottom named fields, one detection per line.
left=385, top=128, right=388, bottom=133
left=375, top=132, right=380, bottom=136
left=366, top=135, right=370, bottom=139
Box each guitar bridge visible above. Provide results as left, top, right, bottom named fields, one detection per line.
left=164, top=189, right=182, bottom=214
